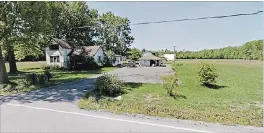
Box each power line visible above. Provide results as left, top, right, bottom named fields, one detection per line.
left=130, top=11, right=263, bottom=26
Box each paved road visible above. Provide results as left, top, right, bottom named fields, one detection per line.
left=1, top=68, right=263, bottom=132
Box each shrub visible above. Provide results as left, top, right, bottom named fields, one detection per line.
left=25, top=73, right=38, bottom=85
left=16, top=79, right=28, bottom=88
left=24, top=72, right=51, bottom=86
left=84, top=91, right=92, bottom=99
left=43, top=70, right=52, bottom=81
left=38, top=74, right=48, bottom=85
left=69, top=55, right=100, bottom=71
left=94, top=73, right=125, bottom=97
left=102, top=56, right=113, bottom=67
left=161, top=73, right=179, bottom=97
left=0, top=82, right=17, bottom=92
left=197, top=62, right=219, bottom=86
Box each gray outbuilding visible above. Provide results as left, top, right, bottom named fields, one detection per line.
left=139, top=53, right=162, bottom=67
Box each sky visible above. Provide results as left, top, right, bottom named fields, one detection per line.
left=87, top=1, right=263, bottom=51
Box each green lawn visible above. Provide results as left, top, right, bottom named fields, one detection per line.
left=79, top=59, right=263, bottom=127
left=2, top=61, right=118, bottom=94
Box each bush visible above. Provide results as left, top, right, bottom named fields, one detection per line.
left=161, top=74, right=179, bottom=97
left=102, top=56, right=113, bottom=67
left=43, top=70, right=52, bottom=81
left=69, top=55, right=100, bottom=71
left=94, top=73, right=125, bottom=97
left=49, top=65, right=66, bottom=71
left=38, top=74, right=48, bottom=85
left=41, top=64, right=66, bottom=71
left=23, top=72, right=52, bottom=86
left=0, top=82, right=17, bottom=92
left=41, top=65, right=67, bottom=71
left=16, top=79, right=34, bottom=91
left=197, top=62, right=219, bottom=86
left=25, top=73, right=38, bottom=85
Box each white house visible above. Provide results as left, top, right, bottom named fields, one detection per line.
left=45, top=38, right=105, bottom=68
left=163, top=54, right=175, bottom=61
left=45, top=39, right=72, bottom=67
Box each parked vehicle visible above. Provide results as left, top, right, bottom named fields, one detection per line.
left=128, top=60, right=136, bottom=67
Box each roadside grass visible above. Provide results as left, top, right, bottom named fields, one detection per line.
left=1, top=61, right=118, bottom=95
left=79, top=60, right=263, bottom=127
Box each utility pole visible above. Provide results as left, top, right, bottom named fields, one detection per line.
left=174, top=46, right=176, bottom=64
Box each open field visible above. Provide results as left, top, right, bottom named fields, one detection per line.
left=165, top=59, right=263, bottom=68
left=5, top=61, right=46, bottom=72
left=79, top=59, right=263, bottom=126
left=2, top=61, right=118, bottom=94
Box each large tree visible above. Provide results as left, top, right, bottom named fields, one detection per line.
left=0, top=45, right=8, bottom=84
left=0, top=2, right=51, bottom=83
left=0, top=2, right=52, bottom=74
left=0, top=1, right=99, bottom=76
left=98, top=12, right=134, bottom=56
left=49, top=2, right=100, bottom=46
left=128, top=48, right=141, bottom=61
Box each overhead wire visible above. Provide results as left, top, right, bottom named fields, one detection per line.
left=75, top=11, right=263, bottom=29
left=130, top=11, right=263, bottom=26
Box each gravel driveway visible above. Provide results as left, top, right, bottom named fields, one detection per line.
left=109, top=65, right=174, bottom=83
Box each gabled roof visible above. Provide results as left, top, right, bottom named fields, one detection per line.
left=52, top=38, right=72, bottom=49
left=72, top=46, right=102, bottom=56
left=83, top=46, right=101, bottom=56
left=140, top=53, right=161, bottom=60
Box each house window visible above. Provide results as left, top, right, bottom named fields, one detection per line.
left=49, top=45, right=59, bottom=50
left=50, top=56, right=60, bottom=63
left=98, top=56, right=101, bottom=62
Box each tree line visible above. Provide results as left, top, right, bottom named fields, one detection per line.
left=158, top=40, right=263, bottom=60
left=0, top=1, right=134, bottom=84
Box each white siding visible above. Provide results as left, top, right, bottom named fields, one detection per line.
left=139, top=60, right=150, bottom=67
left=113, top=56, right=126, bottom=66
left=45, top=47, right=62, bottom=66
left=113, top=56, right=121, bottom=66
left=45, top=45, right=72, bottom=67
left=93, top=48, right=105, bottom=66
left=61, top=48, right=71, bottom=67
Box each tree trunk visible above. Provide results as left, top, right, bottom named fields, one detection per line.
left=0, top=46, right=9, bottom=84
left=7, top=45, right=18, bottom=73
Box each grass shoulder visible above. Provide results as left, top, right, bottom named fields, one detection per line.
left=79, top=61, right=263, bottom=127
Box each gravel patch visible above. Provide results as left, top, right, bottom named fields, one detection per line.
left=109, top=65, right=174, bottom=83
